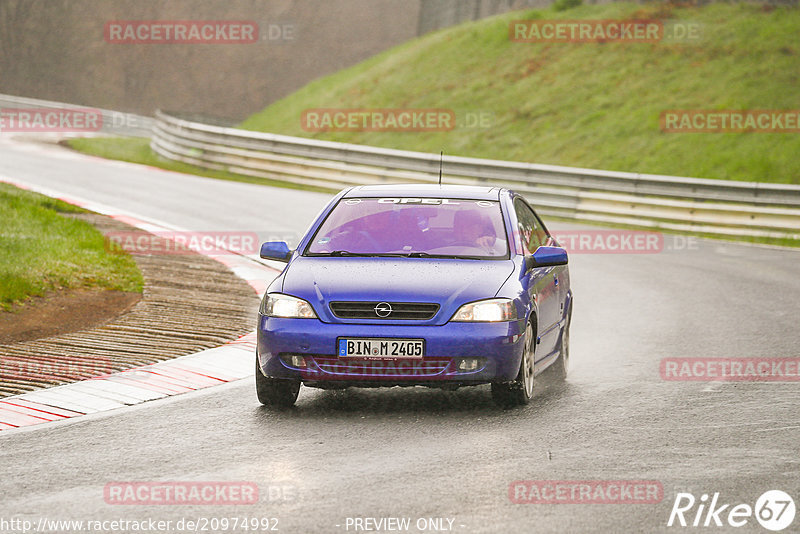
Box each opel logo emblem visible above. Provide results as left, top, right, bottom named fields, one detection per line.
left=374, top=302, right=393, bottom=318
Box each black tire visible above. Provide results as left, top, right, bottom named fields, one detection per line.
left=255, top=357, right=300, bottom=407
left=550, top=313, right=570, bottom=381
left=491, top=321, right=535, bottom=408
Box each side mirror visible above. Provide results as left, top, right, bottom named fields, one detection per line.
left=260, top=241, right=292, bottom=263
left=525, top=246, right=568, bottom=270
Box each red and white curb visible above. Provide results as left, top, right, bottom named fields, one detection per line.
left=0, top=176, right=280, bottom=431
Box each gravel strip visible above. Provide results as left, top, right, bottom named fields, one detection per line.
left=0, top=213, right=260, bottom=397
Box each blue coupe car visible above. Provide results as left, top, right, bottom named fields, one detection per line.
left=256, top=184, right=572, bottom=407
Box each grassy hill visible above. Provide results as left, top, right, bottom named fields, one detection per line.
left=239, top=2, right=800, bottom=184
left=0, top=183, right=143, bottom=310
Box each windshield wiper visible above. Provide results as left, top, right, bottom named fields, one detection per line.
left=326, top=251, right=427, bottom=258
left=314, top=251, right=494, bottom=260
left=402, top=252, right=490, bottom=260
left=322, top=250, right=378, bottom=257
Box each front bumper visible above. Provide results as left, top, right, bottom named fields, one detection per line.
left=257, top=316, right=526, bottom=386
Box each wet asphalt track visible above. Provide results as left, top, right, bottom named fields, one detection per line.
left=0, top=138, right=799, bottom=533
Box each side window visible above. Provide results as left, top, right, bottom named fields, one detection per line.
left=513, top=198, right=548, bottom=255
left=531, top=211, right=550, bottom=247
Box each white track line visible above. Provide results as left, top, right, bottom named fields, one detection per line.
left=0, top=175, right=279, bottom=431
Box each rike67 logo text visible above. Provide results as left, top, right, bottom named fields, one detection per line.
left=668, top=490, right=795, bottom=531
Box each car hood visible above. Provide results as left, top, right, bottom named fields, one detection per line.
left=281, top=256, right=516, bottom=325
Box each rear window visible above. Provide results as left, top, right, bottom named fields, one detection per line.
left=305, top=197, right=509, bottom=259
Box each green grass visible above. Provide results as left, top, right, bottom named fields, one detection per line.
left=239, top=2, right=800, bottom=184
left=65, top=137, right=336, bottom=194
left=0, top=183, right=144, bottom=310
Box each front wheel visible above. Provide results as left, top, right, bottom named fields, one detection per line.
left=491, top=321, right=535, bottom=408
left=255, top=357, right=300, bottom=407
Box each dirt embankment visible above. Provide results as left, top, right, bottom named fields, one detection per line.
left=0, top=212, right=261, bottom=398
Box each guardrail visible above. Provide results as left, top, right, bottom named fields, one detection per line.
left=151, top=110, right=800, bottom=240
left=3, top=93, right=798, bottom=241
left=0, top=93, right=154, bottom=137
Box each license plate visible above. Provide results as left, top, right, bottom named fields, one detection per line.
left=338, top=338, right=424, bottom=359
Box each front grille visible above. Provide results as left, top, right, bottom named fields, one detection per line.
left=329, top=301, right=439, bottom=320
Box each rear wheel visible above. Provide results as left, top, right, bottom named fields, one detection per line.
left=491, top=321, right=535, bottom=407
left=255, top=357, right=300, bottom=407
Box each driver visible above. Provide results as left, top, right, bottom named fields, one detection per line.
left=453, top=210, right=496, bottom=252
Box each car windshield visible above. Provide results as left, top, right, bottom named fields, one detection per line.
left=305, top=197, right=509, bottom=258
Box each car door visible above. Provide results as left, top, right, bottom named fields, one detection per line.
left=513, top=197, right=561, bottom=361
left=531, top=207, right=569, bottom=326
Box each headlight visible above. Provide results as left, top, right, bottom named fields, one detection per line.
left=260, top=293, right=317, bottom=318
left=451, top=298, right=517, bottom=322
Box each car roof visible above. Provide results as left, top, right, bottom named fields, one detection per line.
left=343, top=184, right=504, bottom=200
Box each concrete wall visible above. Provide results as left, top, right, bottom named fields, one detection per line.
left=417, top=0, right=553, bottom=35
left=0, top=0, right=555, bottom=120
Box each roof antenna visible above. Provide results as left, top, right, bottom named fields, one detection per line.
left=438, top=150, right=444, bottom=186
